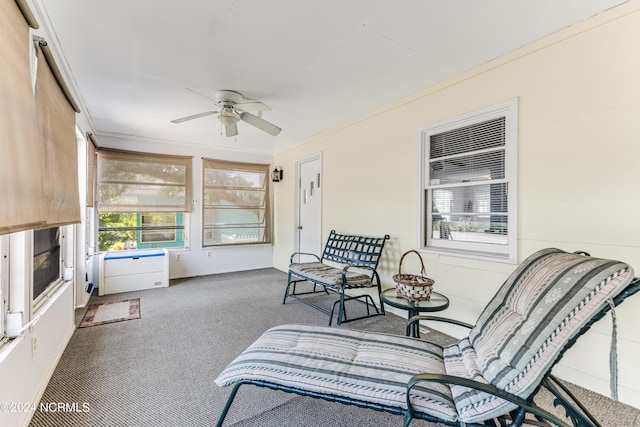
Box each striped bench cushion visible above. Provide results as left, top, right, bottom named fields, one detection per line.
left=215, top=324, right=458, bottom=422
left=289, top=262, right=373, bottom=288
left=444, top=248, right=634, bottom=423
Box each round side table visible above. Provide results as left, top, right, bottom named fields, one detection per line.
left=380, top=288, right=449, bottom=338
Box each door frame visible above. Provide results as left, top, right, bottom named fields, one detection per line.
left=293, top=152, right=323, bottom=254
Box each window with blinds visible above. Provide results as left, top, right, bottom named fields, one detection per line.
left=420, top=99, right=518, bottom=262
left=202, top=159, right=271, bottom=246
left=96, top=149, right=192, bottom=251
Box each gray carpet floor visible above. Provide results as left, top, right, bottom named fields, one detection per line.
left=29, top=268, right=640, bottom=427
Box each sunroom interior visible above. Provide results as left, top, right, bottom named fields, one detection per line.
left=2, top=1, right=640, bottom=426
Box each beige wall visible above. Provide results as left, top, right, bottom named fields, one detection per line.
left=273, top=2, right=640, bottom=408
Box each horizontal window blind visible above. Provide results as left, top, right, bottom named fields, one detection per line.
left=97, top=149, right=192, bottom=212
left=430, top=117, right=505, bottom=158
left=430, top=150, right=505, bottom=185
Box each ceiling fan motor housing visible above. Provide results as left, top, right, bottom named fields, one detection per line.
left=214, top=90, right=244, bottom=106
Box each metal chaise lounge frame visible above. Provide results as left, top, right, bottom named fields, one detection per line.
left=283, top=229, right=390, bottom=326
left=215, top=248, right=639, bottom=427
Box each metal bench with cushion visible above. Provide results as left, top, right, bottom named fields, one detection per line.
left=216, top=248, right=638, bottom=426
left=283, top=229, right=390, bottom=326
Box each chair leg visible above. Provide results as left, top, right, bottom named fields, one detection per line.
left=377, top=280, right=385, bottom=315
left=403, top=411, right=413, bottom=427
left=543, top=375, right=601, bottom=427
left=283, top=271, right=294, bottom=304
left=506, top=407, right=527, bottom=426
left=215, top=383, right=243, bottom=427
left=329, top=291, right=346, bottom=326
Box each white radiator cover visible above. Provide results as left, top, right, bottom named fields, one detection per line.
left=98, top=248, right=169, bottom=296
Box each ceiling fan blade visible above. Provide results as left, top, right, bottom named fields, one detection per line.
left=170, top=110, right=217, bottom=124
left=240, top=112, right=281, bottom=136
left=225, top=122, right=238, bottom=137
left=234, top=101, right=270, bottom=112
left=186, top=87, right=217, bottom=103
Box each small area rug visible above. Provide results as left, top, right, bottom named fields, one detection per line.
left=79, top=298, right=141, bottom=328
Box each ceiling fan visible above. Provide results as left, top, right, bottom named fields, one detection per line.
left=170, top=90, right=281, bottom=138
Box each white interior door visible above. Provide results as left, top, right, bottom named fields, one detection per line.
left=296, top=156, right=322, bottom=259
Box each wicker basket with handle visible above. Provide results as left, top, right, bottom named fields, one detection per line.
left=393, top=250, right=434, bottom=301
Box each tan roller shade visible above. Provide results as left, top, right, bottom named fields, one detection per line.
left=86, top=133, right=97, bottom=207
left=0, top=0, right=45, bottom=234
left=97, top=149, right=192, bottom=212
left=35, top=41, right=80, bottom=227
left=201, top=158, right=271, bottom=246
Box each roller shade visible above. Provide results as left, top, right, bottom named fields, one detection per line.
left=97, top=149, right=192, bottom=212
left=202, top=158, right=270, bottom=246
left=87, top=133, right=97, bottom=207
left=15, top=0, right=39, bottom=29
left=0, top=0, right=45, bottom=234
left=35, top=38, right=81, bottom=227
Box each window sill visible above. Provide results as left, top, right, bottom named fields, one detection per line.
left=203, top=241, right=273, bottom=248
left=420, top=246, right=517, bottom=265
left=33, top=278, right=66, bottom=314
left=0, top=335, right=23, bottom=363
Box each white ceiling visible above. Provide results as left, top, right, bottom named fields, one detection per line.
left=33, top=0, right=628, bottom=154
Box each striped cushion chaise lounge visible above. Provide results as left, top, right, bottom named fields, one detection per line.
left=215, top=248, right=639, bottom=427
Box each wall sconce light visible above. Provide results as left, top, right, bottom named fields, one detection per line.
left=271, top=167, right=283, bottom=182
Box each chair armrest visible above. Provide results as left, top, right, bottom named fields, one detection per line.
left=406, top=373, right=571, bottom=427
left=340, top=265, right=379, bottom=288
left=406, top=315, right=474, bottom=336
left=341, top=264, right=375, bottom=274
left=289, top=252, right=321, bottom=263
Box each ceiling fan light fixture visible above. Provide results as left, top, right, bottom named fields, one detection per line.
left=218, top=110, right=239, bottom=127
left=171, top=90, right=280, bottom=137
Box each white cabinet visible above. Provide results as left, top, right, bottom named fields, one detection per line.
left=98, top=249, right=169, bottom=296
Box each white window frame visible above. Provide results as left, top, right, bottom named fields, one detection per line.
left=418, top=98, right=518, bottom=263
left=0, top=226, right=72, bottom=344
left=0, top=235, right=8, bottom=341
left=140, top=212, right=179, bottom=244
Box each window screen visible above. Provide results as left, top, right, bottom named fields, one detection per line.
left=33, top=227, right=60, bottom=300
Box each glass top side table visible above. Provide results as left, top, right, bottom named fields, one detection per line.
left=380, top=287, right=449, bottom=338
